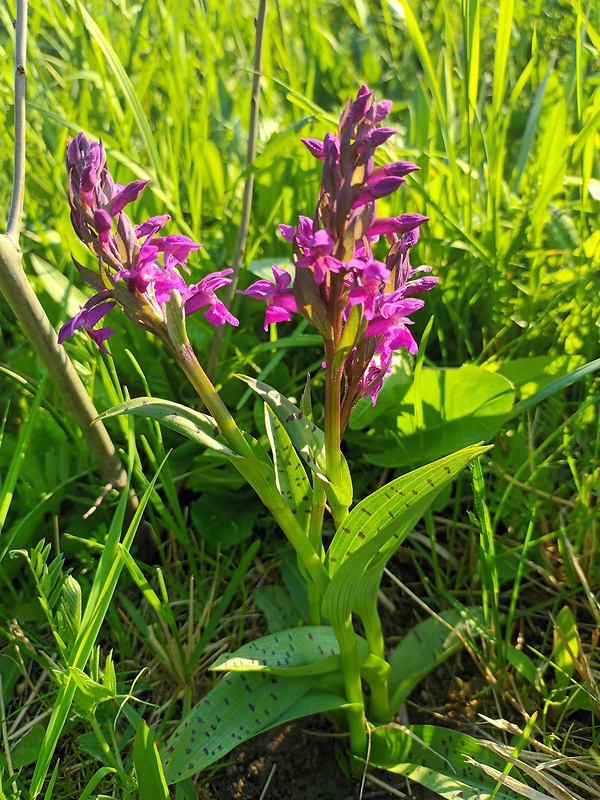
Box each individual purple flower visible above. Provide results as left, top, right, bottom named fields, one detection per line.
left=184, top=269, right=239, bottom=327
left=58, top=292, right=116, bottom=354
left=238, top=266, right=298, bottom=329
left=365, top=294, right=426, bottom=356
left=366, top=214, right=429, bottom=239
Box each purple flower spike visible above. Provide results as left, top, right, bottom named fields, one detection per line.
left=255, top=86, right=438, bottom=418
left=62, top=132, right=239, bottom=353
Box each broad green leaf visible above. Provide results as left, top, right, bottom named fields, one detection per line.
left=326, top=446, right=488, bottom=577
left=264, top=406, right=313, bottom=527
left=366, top=725, right=527, bottom=800
left=351, top=366, right=513, bottom=467
left=322, top=446, right=488, bottom=628
left=236, top=375, right=352, bottom=505
left=134, top=720, right=169, bottom=800
left=163, top=670, right=347, bottom=783
left=387, top=607, right=484, bottom=712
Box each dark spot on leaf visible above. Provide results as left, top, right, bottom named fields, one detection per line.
left=186, top=748, right=191, bottom=755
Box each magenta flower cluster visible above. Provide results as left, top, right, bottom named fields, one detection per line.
left=239, top=85, right=437, bottom=421
left=59, top=133, right=238, bottom=352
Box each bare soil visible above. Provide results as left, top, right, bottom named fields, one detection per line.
left=207, top=715, right=438, bottom=800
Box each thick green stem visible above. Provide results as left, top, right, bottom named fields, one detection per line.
left=306, top=479, right=327, bottom=625
left=332, top=615, right=368, bottom=764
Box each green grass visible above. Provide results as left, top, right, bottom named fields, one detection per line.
left=0, top=0, right=599, bottom=797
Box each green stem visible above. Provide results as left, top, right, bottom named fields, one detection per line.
left=307, top=479, right=327, bottom=625
left=178, top=343, right=330, bottom=597
left=324, top=342, right=349, bottom=527
left=354, top=574, right=389, bottom=722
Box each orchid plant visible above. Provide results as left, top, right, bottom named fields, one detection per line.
left=59, top=88, right=521, bottom=798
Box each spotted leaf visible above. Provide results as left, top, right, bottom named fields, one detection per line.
left=322, top=446, right=489, bottom=628
left=212, top=625, right=368, bottom=677
left=365, top=725, right=528, bottom=800
left=162, top=670, right=347, bottom=783
left=264, top=406, right=313, bottom=528
left=236, top=375, right=352, bottom=506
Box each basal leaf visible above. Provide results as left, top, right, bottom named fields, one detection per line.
left=236, top=375, right=353, bottom=505
left=211, top=625, right=368, bottom=677
left=162, top=670, right=347, bottom=783
left=366, top=725, right=526, bottom=800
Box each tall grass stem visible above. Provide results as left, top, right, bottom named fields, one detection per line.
left=207, top=0, right=267, bottom=377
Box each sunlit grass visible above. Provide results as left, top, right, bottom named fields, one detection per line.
left=0, top=0, right=599, bottom=796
